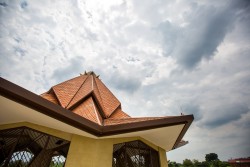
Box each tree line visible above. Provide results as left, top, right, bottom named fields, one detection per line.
left=168, top=153, right=230, bottom=167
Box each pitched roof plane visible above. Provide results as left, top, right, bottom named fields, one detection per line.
left=67, top=74, right=93, bottom=109
left=94, top=78, right=121, bottom=117
left=41, top=72, right=123, bottom=119
left=72, top=96, right=102, bottom=125
left=52, top=75, right=88, bottom=108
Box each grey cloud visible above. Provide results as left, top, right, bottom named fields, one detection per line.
left=0, top=2, right=7, bottom=7
left=231, top=0, right=250, bottom=10
left=182, top=104, right=202, bottom=121
left=157, top=21, right=178, bottom=56
left=20, top=1, right=28, bottom=9
left=109, top=75, right=141, bottom=94
left=83, top=27, right=98, bottom=41
left=200, top=104, right=249, bottom=128
left=179, top=7, right=234, bottom=69
left=14, top=47, right=26, bottom=57
left=159, top=1, right=246, bottom=69
left=52, top=56, right=85, bottom=82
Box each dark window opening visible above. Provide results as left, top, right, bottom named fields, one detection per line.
left=112, top=140, right=160, bottom=167
left=0, top=127, right=70, bottom=167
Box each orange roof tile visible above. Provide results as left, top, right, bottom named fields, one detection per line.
left=41, top=91, right=59, bottom=105
left=52, top=75, right=88, bottom=108
left=109, top=108, right=130, bottom=119
left=94, top=78, right=121, bottom=118
left=72, top=96, right=102, bottom=125
left=41, top=71, right=123, bottom=124
left=39, top=71, right=191, bottom=138
left=104, top=117, right=164, bottom=126
left=67, top=74, right=93, bottom=109
left=1, top=76, right=193, bottom=150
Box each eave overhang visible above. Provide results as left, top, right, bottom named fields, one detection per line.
left=0, top=77, right=193, bottom=150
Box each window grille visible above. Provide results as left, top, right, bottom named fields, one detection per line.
left=112, top=140, right=160, bottom=167
left=0, top=127, right=70, bottom=167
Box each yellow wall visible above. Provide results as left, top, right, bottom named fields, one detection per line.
left=0, top=122, right=168, bottom=167
left=65, top=135, right=169, bottom=167
left=65, top=135, right=113, bottom=167
left=159, top=147, right=169, bottom=167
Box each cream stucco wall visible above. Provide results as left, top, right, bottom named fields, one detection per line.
left=65, top=135, right=169, bottom=167
left=65, top=135, right=113, bottom=167
left=0, top=122, right=168, bottom=167
left=159, top=147, right=169, bottom=167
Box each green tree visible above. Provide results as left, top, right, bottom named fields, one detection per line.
left=193, top=159, right=201, bottom=167
left=218, top=161, right=230, bottom=167
left=212, top=160, right=220, bottom=167
left=183, top=159, right=193, bottom=167
left=205, top=153, right=219, bottom=162
left=168, top=160, right=181, bottom=167
left=200, top=161, right=209, bottom=167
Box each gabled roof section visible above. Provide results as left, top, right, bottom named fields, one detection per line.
left=51, top=75, right=88, bottom=108
left=72, top=96, right=102, bottom=125
left=41, top=71, right=125, bottom=121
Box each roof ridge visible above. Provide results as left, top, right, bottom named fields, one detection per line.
left=51, top=87, right=64, bottom=107
left=92, top=76, right=105, bottom=116
left=50, top=88, right=61, bottom=105
left=91, top=96, right=102, bottom=125
left=90, top=91, right=106, bottom=119
left=66, top=74, right=91, bottom=109
left=108, top=104, right=122, bottom=118
left=94, top=77, right=121, bottom=117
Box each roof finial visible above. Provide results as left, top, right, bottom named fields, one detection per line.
left=80, top=71, right=99, bottom=77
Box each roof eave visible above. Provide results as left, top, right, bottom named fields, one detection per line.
left=0, top=77, right=194, bottom=143
left=102, top=115, right=193, bottom=136
left=0, top=77, right=101, bottom=136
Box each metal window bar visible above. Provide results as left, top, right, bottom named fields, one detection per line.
left=0, top=127, right=70, bottom=167
left=112, top=140, right=160, bottom=167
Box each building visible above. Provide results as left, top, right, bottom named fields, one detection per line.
left=228, top=158, right=250, bottom=167
left=0, top=71, right=194, bottom=167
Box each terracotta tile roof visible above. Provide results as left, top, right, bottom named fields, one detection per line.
left=94, top=78, right=121, bottom=117
left=52, top=75, right=88, bottom=108
left=41, top=91, right=59, bottom=105
left=104, top=117, right=165, bottom=126
left=39, top=71, right=190, bottom=141
left=1, top=77, right=194, bottom=150
left=41, top=71, right=126, bottom=125
left=109, top=108, right=130, bottom=119
left=72, top=96, right=102, bottom=125
left=67, top=75, right=93, bottom=109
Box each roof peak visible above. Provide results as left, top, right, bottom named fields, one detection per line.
left=80, top=71, right=100, bottom=78
left=41, top=71, right=122, bottom=121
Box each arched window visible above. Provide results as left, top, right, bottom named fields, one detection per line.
left=0, top=127, right=70, bottom=167
left=112, top=140, right=160, bottom=167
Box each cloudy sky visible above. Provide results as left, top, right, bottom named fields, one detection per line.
left=1, top=0, right=250, bottom=163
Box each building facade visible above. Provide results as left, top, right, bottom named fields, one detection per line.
left=0, top=72, right=193, bottom=167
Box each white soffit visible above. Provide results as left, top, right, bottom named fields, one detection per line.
left=0, top=95, right=185, bottom=150
left=0, top=96, right=97, bottom=138
left=102, top=124, right=185, bottom=151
